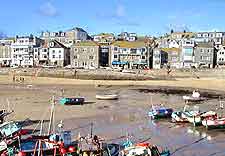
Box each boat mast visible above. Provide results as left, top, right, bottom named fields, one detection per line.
left=48, top=96, right=55, bottom=135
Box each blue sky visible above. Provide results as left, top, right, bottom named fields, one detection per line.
left=1, top=0, right=225, bottom=37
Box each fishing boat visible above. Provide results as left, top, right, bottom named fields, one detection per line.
left=78, top=135, right=120, bottom=156
left=0, top=110, right=13, bottom=124
left=202, top=117, right=225, bottom=129
left=96, top=94, right=119, bottom=100
left=17, top=131, right=77, bottom=156
left=120, top=142, right=170, bottom=156
left=59, top=97, right=85, bottom=105
left=0, top=121, right=22, bottom=153
left=148, top=105, right=173, bottom=119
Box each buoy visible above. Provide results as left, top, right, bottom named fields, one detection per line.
left=18, top=151, right=26, bottom=156
left=68, top=146, right=76, bottom=153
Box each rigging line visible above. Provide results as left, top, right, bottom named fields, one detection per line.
left=171, top=136, right=207, bottom=155
left=31, top=104, right=52, bottom=134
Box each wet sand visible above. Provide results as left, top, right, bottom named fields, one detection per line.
left=0, top=77, right=225, bottom=156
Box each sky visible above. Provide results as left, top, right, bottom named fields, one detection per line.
left=1, top=0, right=225, bottom=37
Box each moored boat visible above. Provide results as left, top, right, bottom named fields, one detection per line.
left=59, top=97, right=85, bottom=105
left=182, top=96, right=205, bottom=102
left=120, top=142, right=170, bottom=156
left=202, top=117, right=225, bottom=129
left=96, top=94, right=119, bottom=100
left=148, top=105, right=173, bottom=119
left=171, top=111, right=189, bottom=123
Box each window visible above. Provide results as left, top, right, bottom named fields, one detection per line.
left=59, top=55, right=61, bottom=59
left=114, top=47, right=118, bottom=51
left=200, top=49, right=203, bottom=53
left=89, top=56, right=94, bottom=59
left=82, top=48, right=87, bottom=52
left=91, top=48, right=94, bottom=52
left=74, top=48, right=78, bottom=52
left=52, top=50, right=55, bottom=54
left=59, top=50, right=61, bottom=53
left=141, top=56, right=146, bottom=59
left=114, top=55, right=118, bottom=59
left=208, top=49, right=211, bottom=53
left=74, top=62, right=78, bottom=66
left=52, top=55, right=55, bottom=58
left=91, top=62, right=94, bottom=67
left=43, top=49, right=47, bottom=52
left=74, top=55, right=78, bottom=59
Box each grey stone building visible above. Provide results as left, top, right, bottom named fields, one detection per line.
left=70, top=41, right=100, bottom=69
left=194, top=42, right=216, bottom=68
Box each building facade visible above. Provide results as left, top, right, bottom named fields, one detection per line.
left=110, top=41, right=148, bottom=69
left=152, top=48, right=168, bottom=69
left=41, top=27, right=88, bottom=47
left=33, top=42, right=49, bottom=66
left=117, top=32, right=137, bottom=42
left=181, top=39, right=196, bottom=68
left=0, top=44, right=11, bottom=66
left=194, top=32, right=225, bottom=48
left=194, top=42, right=215, bottom=68
left=48, top=40, right=70, bottom=67
left=11, top=35, right=43, bottom=67
left=70, top=41, right=100, bottom=69
left=161, top=48, right=181, bottom=68
left=217, top=45, right=225, bottom=66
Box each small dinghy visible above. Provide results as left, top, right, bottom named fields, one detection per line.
left=183, top=96, right=205, bottom=102
left=183, top=90, right=205, bottom=103
left=96, top=94, right=118, bottom=100
left=148, top=105, right=173, bottom=119
left=59, top=97, right=85, bottom=105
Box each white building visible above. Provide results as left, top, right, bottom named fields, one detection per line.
left=0, top=44, right=11, bottom=66
left=217, top=45, right=225, bottom=66
left=48, top=40, right=70, bottom=67
left=11, top=35, right=43, bottom=67
left=181, top=39, right=196, bottom=68
left=168, top=39, right=180, bottom=48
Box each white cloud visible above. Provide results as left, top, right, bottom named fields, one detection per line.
left=39, top=1, right=58, bottom=17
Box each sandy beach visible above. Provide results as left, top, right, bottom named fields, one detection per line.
left=1, top=74, right=225, bottom=156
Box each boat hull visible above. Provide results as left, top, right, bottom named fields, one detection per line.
left=96, top=95, right=118, bottom=100
left=59, top=98, right=85, bottom=105
left=171, top=112, right=188, bottom=123
left=181, top=112, right=202, bottom=126
left=202, top=118, right=225, bottom=129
